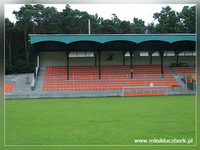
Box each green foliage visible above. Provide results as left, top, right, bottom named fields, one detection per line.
left=5, top=59, right=34, bottom=74
left=5, top=95, right=195, bottom=145
left=5, top=61, right=17, bottom=74
left=119, top=21, right=132, bottom=33
left=153, top=6, right=179, bottom=33
left=14, top=59, right=34, bottom=73
left=100, top=19, right=118, bottom=33
left=145, top=23, right=156, bottom=34
left=153, top=6, right=196, bottom=33
left=178, top=6, right=196, bottom=33
left=131, top=18, right=146, bottom=33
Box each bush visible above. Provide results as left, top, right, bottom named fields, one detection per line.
left=14, top=59, right=34, bottom=73
left=5, top=59, right=34, bottom=74
left=5, top=62, right=17, bottom=74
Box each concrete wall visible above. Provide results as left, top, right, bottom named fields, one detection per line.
left=69, top=57, right=95, bottom=66
left=101, top=51, right=123, bottom=65
left=40, top=51, right=67, bottom=67
left=39, top=51, right=195, bottom=67
left=178, top=56, right=195, bottom=66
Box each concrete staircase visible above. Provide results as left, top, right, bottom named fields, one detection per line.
left=34, top=67, right=46, bottom=91
left=165, top=66, right=187, bottom=90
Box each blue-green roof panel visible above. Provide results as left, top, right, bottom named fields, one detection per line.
left=29, top=34, right=196, bottom=44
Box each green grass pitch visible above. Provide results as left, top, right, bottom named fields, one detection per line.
left=5, top=95, right=195, bottom=145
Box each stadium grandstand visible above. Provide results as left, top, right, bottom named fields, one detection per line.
left=5, top=34, right=196, bottom=99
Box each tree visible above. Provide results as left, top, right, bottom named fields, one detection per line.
left=153, top=6, right=179, bottom=33
left=13, top=5, right=35, bottom=65
left=145, top=23, right=156, bottom=34
left=32, top=4, right=45, bottom=33
left=178, top=6, right=196, bottom=33
left=100, top=19, right=118, bottom=34
left=41, top=6, right=62, bottom=33
left=111, top=13, right=121, bottom=25
left=131, top=18, right=146, bottom=33
left=5, top=18, right=15, bottom=65
left=90, top=13, right=102, bottom=34
left=61, top=7, right=91, bottom=34
left=119, top=21, right=132, bottom=33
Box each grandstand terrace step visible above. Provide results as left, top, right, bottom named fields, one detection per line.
left=172, top=67, right=195, bottom=76
left=34, top=67, right=46, bottom=91
left=42, top=65, right=181, bottom=91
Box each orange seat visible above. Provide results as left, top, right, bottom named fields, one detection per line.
left=42, top=65, right=182, bottom=91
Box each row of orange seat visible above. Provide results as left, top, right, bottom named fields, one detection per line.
left=43, top=65, right=181, bottom=91
left=172, top=67, right=195, bottom=76
left=5, top=83, right=15, bottom=92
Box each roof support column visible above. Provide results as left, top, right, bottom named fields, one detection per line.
left=94, top=52, right=97, bottom=66
left=159, top=50, right=164, bottom=77
left=98, top=51, right=101, bottom=80
left=130, top=51, right=133, bottom=79
left=175, top=51, right=181, bottom=66
left=149, top=52, right=153, bottom=65
left=66, top=52, right=70, bottom=80
left=176, top=54, right=179, bottom=66
left=123, top=54, right=125, bottom=66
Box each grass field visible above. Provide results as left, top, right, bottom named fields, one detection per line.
left=5, top=95, right=195, bottom=145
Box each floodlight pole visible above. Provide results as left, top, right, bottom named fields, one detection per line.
left=88, top=19, right=91, bottom=35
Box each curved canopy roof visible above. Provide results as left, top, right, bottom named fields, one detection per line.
left=29, top=34, right=195, bottom=44
left=29, top=34, right=196, bottom=52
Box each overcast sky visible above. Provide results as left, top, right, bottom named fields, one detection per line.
left=4, top=4, right=195, bottom=25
